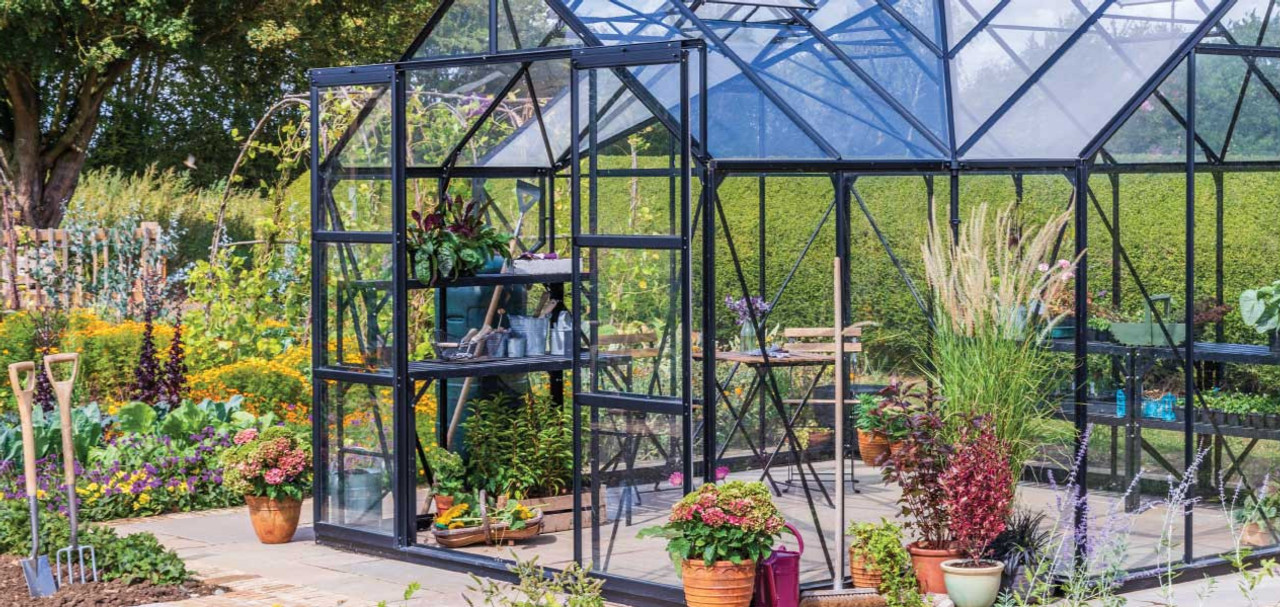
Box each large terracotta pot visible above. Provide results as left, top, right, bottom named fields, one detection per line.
left=1242, top=521, right=1272, bottom=547
left=907, top=541, right=962, bottom=595
left=848, top=550, right=883, bottom=589
left=245, top=495, right=302, bottom=544
left=941, top=559, right=1004, bottom=607
left=681, top=559, right=755, bottom=607
left=857, top=429, right=891, bottom=466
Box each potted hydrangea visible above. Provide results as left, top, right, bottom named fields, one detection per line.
left=220, top=427, right=312, bottom=544
left=939, top=419, right=1014, bottom=607
left=638, top=481, right=785, bottom=607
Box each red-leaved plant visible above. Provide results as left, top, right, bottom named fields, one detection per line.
left=881, top=394, right=952, bottom=548
left=939, top=417, right=1014, bottom=565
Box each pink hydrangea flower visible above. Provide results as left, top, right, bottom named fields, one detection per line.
left=714, top=466, right=730, bottom=481
left=233, top=428, right=259, bottom=445
left=668, top=471, right=684, bottom=487
left=264, top=468, right=287, bottom=485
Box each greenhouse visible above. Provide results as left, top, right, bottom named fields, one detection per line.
left=310, top=1, right=1280, bottom=605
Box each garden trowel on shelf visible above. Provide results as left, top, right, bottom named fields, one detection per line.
left=45, top=352, right=98, bottom=585
left=9, top=361, right=57, bottom=597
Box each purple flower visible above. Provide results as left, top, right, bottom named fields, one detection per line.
left=715, top=466, right=730, bottom=481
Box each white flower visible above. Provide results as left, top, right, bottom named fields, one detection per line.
left=1038, top=263, right=1050, bottom=273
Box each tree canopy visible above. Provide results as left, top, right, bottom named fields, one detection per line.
left=1, top=0, right=434, bottom=227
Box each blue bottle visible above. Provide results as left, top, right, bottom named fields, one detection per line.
left=1116, top=389, right=1126, bottom=417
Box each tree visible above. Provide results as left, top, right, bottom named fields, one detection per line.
left=0, top=1, right=435, bottom=228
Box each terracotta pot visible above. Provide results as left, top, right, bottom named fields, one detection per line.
left=681, top=559, right=755, bottom=607
left=245, top=495, right=301, bottom=544
left=434, top=494, right=455, bottom=513
left=907, top=541, right=962, bottom=595
left=848, top=550, right=883, bottom=589
left=857, top=429, right=891, bottom=466
left=941, top=559, right=1004, bottom=607
left=1242, top=521, right=1272, bottom=547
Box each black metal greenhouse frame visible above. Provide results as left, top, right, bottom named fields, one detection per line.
left=310, top=0, right=1280, bottom=604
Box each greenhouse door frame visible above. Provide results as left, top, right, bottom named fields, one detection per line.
left=568, top=40, right=708, bottom=566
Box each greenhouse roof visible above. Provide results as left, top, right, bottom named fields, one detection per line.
left=395, top=0, right=1280, bottom=167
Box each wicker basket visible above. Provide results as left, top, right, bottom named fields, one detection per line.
left=431, top=493, right=544, bottom=548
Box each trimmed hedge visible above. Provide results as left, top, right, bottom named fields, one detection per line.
left=550, top=162, right=1280, bottom=372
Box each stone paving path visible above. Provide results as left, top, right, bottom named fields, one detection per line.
left=111, top=502, right=479, bottom=606
left=109, top=501, right=1280, bottom=607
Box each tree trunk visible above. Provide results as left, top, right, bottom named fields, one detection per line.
left=3, top=62, right=124, bottom=228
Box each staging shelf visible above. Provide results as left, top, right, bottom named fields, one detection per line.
left=1049, top=339, right=1280, bottom=365
left=408, top=351, right=629, bottom=381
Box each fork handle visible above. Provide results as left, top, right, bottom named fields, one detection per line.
left=44, top=353, right=79, bottom=547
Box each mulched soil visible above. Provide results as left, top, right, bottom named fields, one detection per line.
left=1, top=557, right=222, bottom=606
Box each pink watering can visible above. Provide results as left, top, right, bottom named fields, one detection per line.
left=753, top=522, right=804, bottom=607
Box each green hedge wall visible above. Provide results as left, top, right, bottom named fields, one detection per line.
left=550, top=161, right=1280, bottom=374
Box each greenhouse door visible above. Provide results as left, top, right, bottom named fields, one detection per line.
left=568, top=41, right=705, bottom=575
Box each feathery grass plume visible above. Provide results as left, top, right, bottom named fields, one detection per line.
left=921, top=200, right=1080, bottom=479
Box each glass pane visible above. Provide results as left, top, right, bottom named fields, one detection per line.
left=465, top=59, right=570, bottom=167
left=565, top=0, right=830, bottom=159
left=582, top=406, right=686, bottom=586
left=945, top=0, right=1002, bottom=48
left=1211, top=0, right=1278, bottom=45
left=497, top=0, right=582, bottom=51
left=1219, top=56, right=1280, bottom=161
left=414, top=0, right=491, bottom=58
left=319, top=380, right=396, bottom=534
left=579, top=247, right=686, bottom=400
left=964, top=1, right=1212, bottom=159
left=323, top=242, right=395, bottom=372
left=809, top=2, right=950, bottom=154
left=950, top=0, right=1105, bottom=146
left=406, top=63, right=520, bottom=168
left=317, top=84, right=393, bottom=232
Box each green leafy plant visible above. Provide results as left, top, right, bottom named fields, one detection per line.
left=0, top=402, right=102, bottom=465
left=465, top=552, right=605, bottom=607
left=425, top=447, right=466, bottom=500
left=0, top=499, right=191, bottom=585
left=857, top=380, right=930, bottom=441
left=409, top=193, right=512, bottom=285
left=463, top=393, right=572, bottom=499
left=846, top=520, right=924, bottom=607
left=637, top=480, right=784, bottom=568
left=1240, top=279, right=1280, bottom=336
left=220, top=426, right=312, bottom=500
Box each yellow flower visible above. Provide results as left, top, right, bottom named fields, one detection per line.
left=448, top=522, right=464, bottom=529
left=436, top=503, right=469, bottom=526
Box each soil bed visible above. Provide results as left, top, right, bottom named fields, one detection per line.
left=1, top=557, right=220, bottom=606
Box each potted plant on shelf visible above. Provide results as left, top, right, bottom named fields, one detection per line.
left=638, top=481, right=784, bottom=607
left=938, top=419, right=1015, bottom=607
left=221, top=426, right=312, bottom=544
left=408, top=193, right=512, bottom=286
left=881, top=403, right=956, bottom=595
left=846, top=519, right=922, bottom=606
left=425, top=446, right=466, bottom=513
left=1240, top=280, right=1280, bottom=353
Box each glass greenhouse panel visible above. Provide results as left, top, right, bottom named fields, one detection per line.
left=460, top=59, right=570, bottom=168
left=950, top=0, right=1105, bottom=147
left=404, top=63, right=521, bottom=168
left=322, top=242, right=395, bottom=372
left=496, top=0, right=583, bottom=51
left=318, top=380, right=396, bottom=535
left=579, top=406, right=686, bottom=586
left=576, top=247, right=686, bottom=400
left=944, top=0, right=1002, bottom=48
left=414, top=0, right=490, bottom=57
left=964, top=1, right=1223, bottom=160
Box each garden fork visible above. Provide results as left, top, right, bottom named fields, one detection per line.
left=45, top=352, right=97, bottom=585
left=10, top=361, right=57, bottom=597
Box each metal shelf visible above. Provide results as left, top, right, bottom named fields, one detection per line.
left=408, top=351, right=629, bottom=381
left=341, top=272, right=588, bottom=291
left=1049, top=339, right=1280, bottom=365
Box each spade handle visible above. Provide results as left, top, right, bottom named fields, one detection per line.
left=9, top=362, right=38, bottom=498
